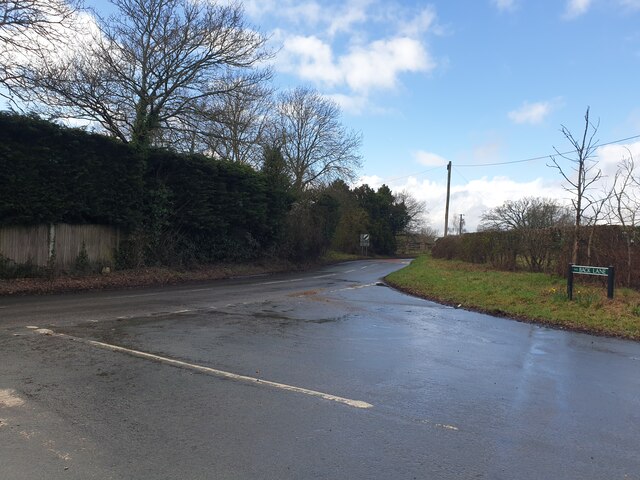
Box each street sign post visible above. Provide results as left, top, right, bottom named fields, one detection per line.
left=360, top=233, right=370, bottom=256
left=567, top=264, right=615, bottom=300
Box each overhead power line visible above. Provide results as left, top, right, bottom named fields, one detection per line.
left=456, top=133, right=640, bottom=168
left=376, top=133, right=640, bottom=184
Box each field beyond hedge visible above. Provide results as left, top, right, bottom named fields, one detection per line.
left=386, top=255, right=640, bottom=340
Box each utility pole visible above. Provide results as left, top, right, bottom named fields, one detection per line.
left=444, top=161, right=451, bottom=237
left=458, top=214, right=465, bottom=235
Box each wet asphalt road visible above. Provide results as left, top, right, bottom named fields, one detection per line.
left=1, top=258, right=639, bottom=479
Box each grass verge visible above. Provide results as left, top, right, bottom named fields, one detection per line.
left=386, top=255, right=640, bottom=340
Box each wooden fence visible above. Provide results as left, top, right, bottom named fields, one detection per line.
left=0, top=224, right=120, bottom=269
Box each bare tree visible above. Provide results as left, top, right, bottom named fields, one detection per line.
left=394, top=190, right=427, bottom=233
left=0, top=0, right=78, bottom=98
left=479, top=197, right=572, bottom=272
left=549, top=107, right=601, bottom=264
left=274, top=87, right=362, bottom=191
left=201, top=83, right=273, bottom=167
left=581, top=179, right=615, bottom=265
left=610, top=149, right=640, bottom=284
left=418, top=225, right=439, bottom=242
left=17, top=0, right=270, bottom=148
left=479, top=197, right=572, bottom=231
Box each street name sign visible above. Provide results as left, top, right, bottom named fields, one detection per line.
left=567, top=264, right=615, bottom=300
left=571, top=265, right=609, bottom=276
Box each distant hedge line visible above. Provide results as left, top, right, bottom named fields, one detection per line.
left=432, top=226, right=640, bottom=289
left=0, top=112, right=290, bottom=265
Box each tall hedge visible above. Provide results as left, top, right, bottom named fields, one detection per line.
left=432, top=226, right=640, bottom=289
left=0, top=112, right=144, bottom=227
left=0, top=112, right=292, bottom=266
left=143, top=149, right=288, bottom=263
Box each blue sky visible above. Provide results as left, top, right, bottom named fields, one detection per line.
left=76, top=1, right=640, bottom=231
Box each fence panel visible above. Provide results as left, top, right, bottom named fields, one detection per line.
left=0, top=225, right=50, bottom=266
left=54, top=224, right=119, bottom=267
left=0, top=224, right=119, bottom=268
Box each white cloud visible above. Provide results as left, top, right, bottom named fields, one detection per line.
left=266, top=1, right=441, bottom=114
left=245, top=0, right=371, bottom=33
left=564, top=0, right=592, bottom=19
left=325, top=93, right=370, bottom=115
left=508, top=100, right=556, bottom=125
left=399, top=6, right=439, bottom=37
left=279, top=35, right=434, bottom=95
left=492, top=0, right=517, bottom=12
left=279, top=35, right=342, bottom=85
left=414, top=151, right=449, bottom=167
left=241, top=0, right=277, bottom=20
left=384, top=175, right=567, bottom=234
left=357, top=170, right=571, bottom=234
left=327, top=0, right=371, bottom=36
left=357, top=175, right=385, bottom=187
left=342, top=37, right=434, bottom=93
left=244, top=0, right=324, bottom=26
left=594, top=141, right=640, bottom=179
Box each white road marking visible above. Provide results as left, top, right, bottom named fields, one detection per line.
left=35, top=330, right=372, bottom=410
left=344, top=269, right=355, bottom=273
left=172, top=309, right=192, bottom=314
left=88, top=339, right=373, bottom=410
left=360, top=266, right=369, bottom=270
left=313, top=273, right=337, bottom=279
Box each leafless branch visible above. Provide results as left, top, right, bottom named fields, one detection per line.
left=547, top=107, right=601, bottom=263
left=0, top=0, right=80, bottom=99
left=273, top=86, right=362, bottom=191
left=13, top=0, right=271, bottom=147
